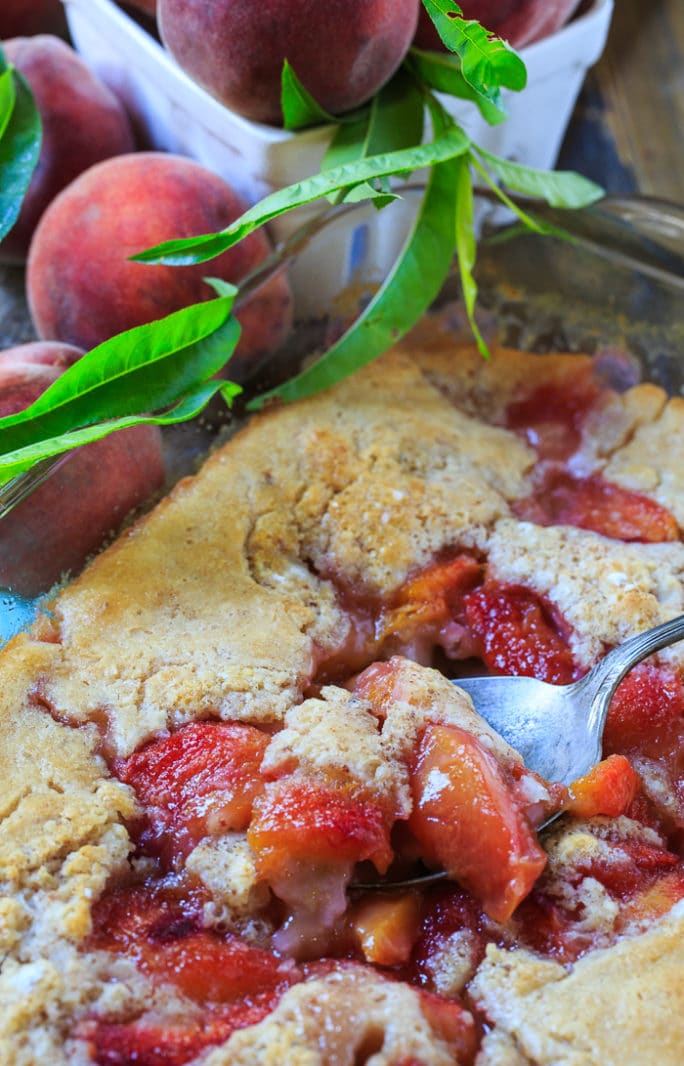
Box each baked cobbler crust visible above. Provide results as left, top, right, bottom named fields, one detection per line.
left=471, top=901, right=684, bottom=1066
left=34, top=349, right=533, bottom=758
left=2, top=322, right=684, bottom=1064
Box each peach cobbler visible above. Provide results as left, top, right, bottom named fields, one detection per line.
left=2, top=316, right=684, bottom=1065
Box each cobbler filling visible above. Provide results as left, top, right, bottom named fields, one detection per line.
left=505, top=371, right=601, bottom=460
left=70, top=371, right=684, bottom=1064
left=78, top=881, right=300, bottom=1064
left=115, top=721, right=270, bottom=863
left=512, top=471, right=679, bottom=543
left=507, top=376, right=678, bottom=543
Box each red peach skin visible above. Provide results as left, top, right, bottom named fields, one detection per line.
left=158, top=0, right=420, bottom=126
left=27, top=152, right=293, bottom=379
left=0, top=36, right=135, bottom=263
left=0, top=342, right=164, bottom=597
left=0, top=0, right=67, bottom=38
left=408, top=724, right=547, bottom=921
left=414, top=1, right=583, bottom=51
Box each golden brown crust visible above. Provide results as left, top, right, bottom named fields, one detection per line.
left=1, top=328, right=684, bottom=1062
left=485, top=519, right=684, bottom=667
left=31, top=350, right=535, bottom=760
left=204, top=965, right=462, bottom=1066
left=0, top=636, right=135, bottom=960
left=470, top=903, right=684, bottom=1066
left=37, top=456, right=333, bottom=756
left=398, top=322, right=594, bottom=425
left=0, top=639, right=153, bottom=1064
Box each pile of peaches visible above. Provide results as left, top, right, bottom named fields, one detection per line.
left=0, top=0, right=583, bottom=596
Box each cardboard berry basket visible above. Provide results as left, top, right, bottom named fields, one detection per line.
left=61, top=0, right=614, bottom=247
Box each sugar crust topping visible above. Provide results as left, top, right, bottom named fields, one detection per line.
left=2, top=326, right=684, bottom=1063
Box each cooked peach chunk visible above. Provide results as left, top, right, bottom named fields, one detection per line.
left=351, top=892, right=421, bottom=967
left=115, top=721, right=268, bottom=862
left=79, top=1011, right=267, bottom=1066
left=409, top=724, right=547, bottom=921
left=464, top=584, right=577, bottom=684
left=513, top=472, right=678, bottom=543
left=505, top=373, right=600, bottom=460
left=83, top=882, right=297, bottom=1065
left=248, top=778, right=394, bottom=954
left=380, top=554, right=482, bottom=642
left=248, top=779, right=393, bottom=877
left=604, top=665, right=684, bottom=757
left=565, top=755, right=640, bottom=819
left=90, top=881, right=296, bottom=1002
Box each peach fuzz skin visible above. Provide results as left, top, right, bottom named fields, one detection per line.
left=158, top=0, right=420, bottom=126
left=26, top=152, right=293, bottom=380
left=0, top=0, right=66, bottom=38
left=413, top=0, right=582, bottom=51
left=0, top=36, right=135, bottom=263
left=0, top=342, right=164, bottom=597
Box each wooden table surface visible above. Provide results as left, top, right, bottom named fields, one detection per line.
left=560, top=0, right=684, bottom=202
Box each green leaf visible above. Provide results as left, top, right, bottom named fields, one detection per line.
left=408, top=48, right=506, bottom=125
left=281, top=60, right=338, bottom=130
left=0, top=67, right=16, bottom=143
left=0, top=48, right=42, bottom=243
left=469, top=152, right=568, bottom=238
left=454, top=155, right=487, bottom=357
left=420, top=0, right=526, bottom=106
left=0, top=380, right=241, bottom=486
left=205, top=276, right=239, bottom=300
left=132, top=125, right=471, bottom=267
left=322, top=68, right=425, bottom=206
left=280, top=60, right=367, bottom=130
left=360, top=68, right=425, bottom=158
left=322, top=116, right=371, bottom=172
left=0, top=294, right=241, bottom=453
left=340, top=181, right=399, bottom=208
left=249, top=110, right=460, bottom=408
left=475, top=147, right=604, bottom=208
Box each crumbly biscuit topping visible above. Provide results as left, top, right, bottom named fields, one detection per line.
left=485, top=519, right=684, bottom=666
left=204, top=965, right=464, bottom=1066
left=2, top=327, right=684, bottom=1064
left=470, top=902, right=684, bottom=1066
left=604, top=395, right=684, bottom=530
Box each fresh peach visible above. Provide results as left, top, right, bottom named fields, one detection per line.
left=27, top=152, right=293, bottom=378
left=0, top=0, right=66, bottom=38
left=0, top=340, right=84, bottom=413
left=413, top=0, right=582, bottom=51
left=158, top=0, right=420, bottom=126
left=0, top=37, right=135, bottom=263
left=0, top=341, right=164, bottom=597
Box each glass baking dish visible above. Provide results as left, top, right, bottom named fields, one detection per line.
left=1, top=187, right=683, bottom=643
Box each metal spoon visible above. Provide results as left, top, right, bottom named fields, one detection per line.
left=356, top=612, right=684, bottom=891
left=454, top=612, right=684, bottom=784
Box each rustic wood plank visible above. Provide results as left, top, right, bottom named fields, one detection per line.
left=561, top=0, right=684, bottom=200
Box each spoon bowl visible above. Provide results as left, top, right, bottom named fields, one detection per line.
left=355, top=612, right=684, bottom=892
left=457, top=612, right=684, bottom=784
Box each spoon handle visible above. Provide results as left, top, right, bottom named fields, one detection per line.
left=585, top=612, right=684, bottom=737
